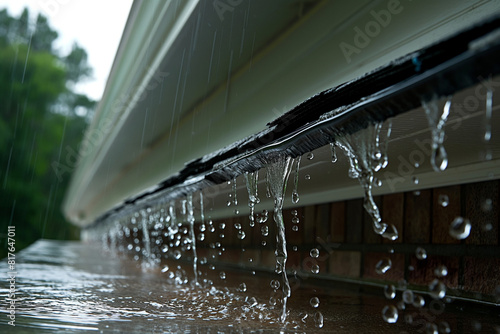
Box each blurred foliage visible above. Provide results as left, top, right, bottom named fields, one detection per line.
left=0, top=8, right=96, bottom=259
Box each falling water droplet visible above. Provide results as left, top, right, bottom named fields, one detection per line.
left=292, top=225, right=299, bottom=232
left=306, top=152, right=314, bottom=160
left=219, top=271, right=226, bottom=280
left=197, top=233, right=205, bottom=241
left=423, top=99, right=450, bottom=172
left=310, top=296, right=320, bottom=308
left=173, top=250, right=181, bottom=259
left=438, top=321, right=451, bottom=334
left=270, top=279, right=280, bottom=290
left=384, top=285, right=396, bottom=299
left=161, top=266, right=169, bottom=273
left=416, top=247, right=427, bottom=260
left=310, top=248, right=320, bottom=258
left=314, top=311, right=324, bottom=328
left=484, top=88, right=492, bottom=142
left=311, top=264, right=320, bottom=274
left=426, top=322, right=439, bottom=334
left=449, top=216, right=471, bottom=239
left=261, top=225, right=269, bottom=237
left=382, top=305, right=398, bottom=324
left=237, top=230, right=246, bottom=240
left=412, top=176, right=419, bottom=185
left=402, top=290, right=414, bottom=304
left=219, top=222, right=226, bottom=230
left=438, top=194, right=449, bottom=207
left=304, top=174, right=311, bottom=180
left=482, top=198, right=493, bottom=212
left=292, top=216, right=300, bottom=224
left=429, top=279, right=446, bottom=299
left=292, top=191, right=300, bottom=204
left=434, top=265, right=448, bottom=277
left=375, top=258, right=392, bottom=274
left=412, top=295, right=425, bottom=308
left=239, top=283, right=247, bottom=292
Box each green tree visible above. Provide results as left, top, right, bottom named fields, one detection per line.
left=0, top=8, right=95, bottom=258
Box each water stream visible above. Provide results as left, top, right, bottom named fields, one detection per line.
left=264, top=153, right=294, bottom=323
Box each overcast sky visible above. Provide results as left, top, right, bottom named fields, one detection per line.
left=0, top=0, right=133, bottom=101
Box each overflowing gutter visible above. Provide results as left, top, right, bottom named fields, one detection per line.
left=87, top=14, right=500, bottom=228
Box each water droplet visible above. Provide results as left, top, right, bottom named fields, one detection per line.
left=384, top=285, right=396, bottom=299
left=127, top=244, right=133, bottom=251
left=382, top=224, right=399, bottom=241
left=414, top=162, right=420, bottom=168
left=292, top=191, right=300, bottom=204
left=375, top=258, right=392, bottom=274
left=382, top=305, right=398, bottom=324
left=305, top=174, right=311, bottom=180
left=199, top=224, right=206, bottom=232
left=438, top=321, right=451, bottom=334
left=438, top=194, right=449, bottom=207
left=237, top=230, right=246, bottom=240
left=413, top=190, right=421, bottom=196
left=292, top=246, right=298, bottom=251
left=314, top=311, right=324, bottom=328
left=306, top=152, right=314, bottom=160
left=234, top=223, right=242, bottom=230
left=483, top=222, right=493, bottom=231
left=310, top=248, right=320, bottom=258
left=434, top=265, right=448, bottom=277
left=173, top=250, right=181, bottom=260
left=416, top=247, right=427, bottom=260
left=247, top=296, right=258, bottom=307
left=412, top=176, right=419, bottom=184
left=429, top=279, right=446, bottom=299
left=426, top=322, right=438, bottom=334
left=482, top=198, right=493, bottom=212
left=261, top=225, right=269, bottom=237
left=161, top=266, right=169, bottom=273
left=291, top=209, right=298, bottom=215
left=197, top=233, right=205, bottom=241
left=234, top=209, right=240, bottom=215
left=432, top=145, right=448, bottom=172
left=310, top=297, right=320, bottom=308
left=397, top=300, right=405, bottom=310
left=402, top=290, right=414, bottom=304
left=412, top=294, right=425, bottom=308
left=311, top=264, right=320, bottom=274
left=449, top=216, right=471, bottom=239
left=292, top=216, right=300, bottom=224
left=219, top=271, right=226, bottom=280
left=292, top=225, right=299, bottom=232
left=239, top=283, right=247, bottom=292
left=227, top=201, right=231, bottom=206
